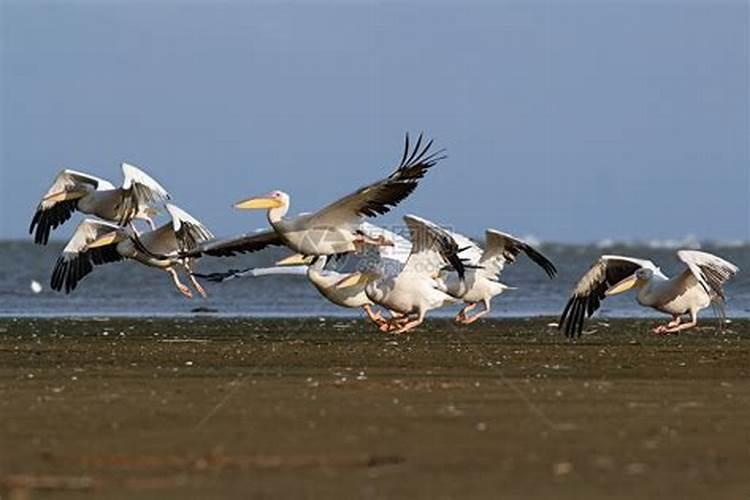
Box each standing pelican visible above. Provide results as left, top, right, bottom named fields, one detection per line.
left=30, top=163, right=170, bottom=244
left=201, top=133, right=444, bottom=258
left=337, top=215, right=466, bottom=334
left=50, top=204, right=213, bottom=298
left=441, top=230, right=557, bottom=324
left=559, top=250, right=739, bottom=337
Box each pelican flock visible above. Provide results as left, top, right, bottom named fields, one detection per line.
left=30, top=133, right=740, bottom=336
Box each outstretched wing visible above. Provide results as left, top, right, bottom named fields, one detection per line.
left=676, top=250, right=739, bottom=302
left=444, top=230, right=484, bottom=267
left=165, top=204, right=214, bottom=253
left=117, top=163, right=171, bottom=225
left=559, top=255, right=654, bottom=337
left=307, top=133, right=445, bottom=227
left=402, top=215, right=465, bottom=280
left=29, top=169, right=114, bottom=245
left=50, top=219, right=124, bottom=293
left=478, top=230, right=557, bottom=280
left=183, top=229, right=285, bottom=258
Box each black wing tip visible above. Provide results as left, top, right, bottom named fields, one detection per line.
left=558, top=296, right=585, bottom=338
left=397, top=132, right=445, bottom=172
left=519, top=243, right=557, bottom=279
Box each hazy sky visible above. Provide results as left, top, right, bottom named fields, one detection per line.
left=1, top=0, right=748, bottom=243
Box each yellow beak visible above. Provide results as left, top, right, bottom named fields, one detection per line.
left=276, top=253, right=314, bottom=266
left=234, top=196, right=283, bottom=210
left=605, top=274, right=639, bottom=296
left=88, top=231, right=120, bottom=249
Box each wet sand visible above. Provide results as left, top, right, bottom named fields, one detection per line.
left=1, top=317, right=749, bottom=499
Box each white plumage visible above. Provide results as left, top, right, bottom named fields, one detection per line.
left=30, top=163, right=170, bottom=244
left=560, top=250, right=739, bottom=336
left=50, top=203, right=213, bottom=298
left=441, top=229, right=557, bottom=324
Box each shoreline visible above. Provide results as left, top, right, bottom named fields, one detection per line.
left=2, top=318, right=749, bottom=499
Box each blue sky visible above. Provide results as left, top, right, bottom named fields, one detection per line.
left=1, top=0, right=748, bottom=243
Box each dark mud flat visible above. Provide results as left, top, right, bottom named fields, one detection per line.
left=1, top=317, right=749, bottom=500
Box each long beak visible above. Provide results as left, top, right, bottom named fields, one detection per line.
left=276, top=253, right=314, bottom=266
left=605, top=274, right=639, bottom=296
left=43, top=189, right=87, bottom=203
left=334, top=272, right=373, bottom=289
left=234, top=196, right=283, bottom=210
left=88, top=231, right=120, bottom=249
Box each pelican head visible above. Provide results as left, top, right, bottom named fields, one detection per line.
left=234, top=191, right=289, bottom=210
left=605, top=268, right=652, bottom=296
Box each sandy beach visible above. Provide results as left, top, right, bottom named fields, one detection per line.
left=1, top=317, right=749, bottom=499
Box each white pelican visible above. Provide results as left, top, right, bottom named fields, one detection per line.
left=207, top=133, right=444, bottom=258
left=50, top=204, right=213, bottom=298
left=193, top=223, right=413, bottom=326
left=30, top=163, right=170, bottom=244
left=559, top=250, right=739, bottom=337
left=198, top=256, right=388, bottom=325
left=440, top=230, right=557, bottom=324
left=336, top=215, right=466, bottom=334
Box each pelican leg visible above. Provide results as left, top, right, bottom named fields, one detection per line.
left=392, top=311, right=425, bottom=334
left=183, top=261, right=208, bottom=298
left=461, top=299, right=491, bottom=325
left=167, top=267, right=193, bottom=298
left=379, top=314, right=411, bottom=333
left=353, top=234, right=394, bottom=253
left=455, top=303, right=477, bottom=323
left=188, top=272, right=208, bottom=299
left=363, top=304, right=386, bottom=326
left=663, top=312, right=698, bottom=334
left=653, top=315, right=681, bottom=334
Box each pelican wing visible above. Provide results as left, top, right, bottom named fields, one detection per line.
left=478, top=230, right=557, bottom=280
left=676, top=250, right=739, bottom=301
left=165, top=204, right=214, bottom=253
left=358, top=221, right=412, bottom=266
left=559, top=255, right=654, bottom=337
left=402, top=215, right=465, bottom=280
left=30, top=169, right=115, bottom=245
left=184, top=229, right=284, bottom=258
left=307, top=133, right=445, bottom=227
left=50, top=219, right=124, bottom=293
left=445, top=230, right=484, bottom=267
left=117, top=163, right=171, bottom=225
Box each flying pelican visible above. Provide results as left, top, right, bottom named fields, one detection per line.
left=440, top=230, right=557, bottom=324
left=192, top=133, right=444, bottom=259
left=30, top=163, right=170, bottom=244
left=50, top=203, right=213, bottom=298
left=336, top=215, right=466, bottom=334
left=559, top=250, right=739, bottom=337
left=193, top=222, right=413, bottom=326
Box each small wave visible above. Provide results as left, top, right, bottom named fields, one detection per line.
left=644, top=235, right=702, bottom=250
